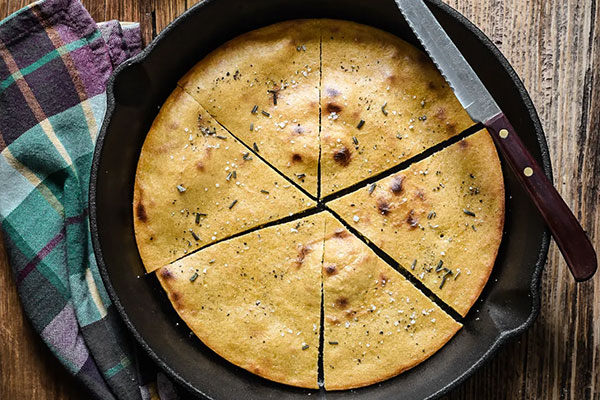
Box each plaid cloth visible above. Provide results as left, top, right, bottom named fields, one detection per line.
left=0, top=1, right=178, bottom=399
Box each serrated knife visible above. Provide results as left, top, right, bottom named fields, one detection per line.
left=395, top=0, right=596, bottom=281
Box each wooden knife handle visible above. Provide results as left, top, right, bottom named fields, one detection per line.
left=485, top=113, right=597, bottom=282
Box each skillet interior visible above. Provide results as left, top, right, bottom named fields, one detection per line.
left=90, top=0, right=551, bottom=398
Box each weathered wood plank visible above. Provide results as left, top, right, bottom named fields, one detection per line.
left=1, top=1, right=598, bottom=399
left=443, top=1, right=600, bottom=399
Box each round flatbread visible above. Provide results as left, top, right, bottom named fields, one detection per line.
left=156, top=213, right=326, bottom=389
left=180, top=19, right=321, bottom=197
left=329, top=130, right=504, bottom=316
left=322, top=213, right=462, bottom=390
left=139, top=19, right=506, bottom=391
left=134, top=87, right=315, bottom=272
left=320, top=19, right=474, bottom=195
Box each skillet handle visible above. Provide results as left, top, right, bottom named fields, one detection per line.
left=485, top=113, right=597, bottom=282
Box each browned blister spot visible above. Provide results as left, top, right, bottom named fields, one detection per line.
left=333, top=146, right=351, bottom=166
left=333, top=229, right=349, bottom=239
left=390, top=175, right=405, bottom=194
left=171, top=291, right=183, bottom=309
left=160, top=268, right=173, bottom=279
left=196, top=161, right=205, bottom=171
left=379, top=272, right=389, bottom=287
left=326, top=102, right=343, bottom=114
left=291, top=153, right=303, bottom=163
left=327, top=315, right=341, bottom=325
left=168, top=121, right=179, bottom=130
left=377, top=198, right=391, bottom=215
left=324, top=264, right=338, bottom=276
left=344, top=309, right=357, bottom=319
left=459, top=139, right=469, bottom=149
left=335, top=297, right=349, bottom=308
left=447, top=122, right=457, bottom=135
left=295, top=245, right=313, bottom=268
left=428, top=81, right=437, bottom=90
left=136, top=202, right=147, bottom=222
left=250, top=364, right=262, bottom=374
left=406, top=210, right=419, bottom=228
left=435, top=107, right=447, bottom=121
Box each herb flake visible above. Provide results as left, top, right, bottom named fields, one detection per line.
left=435, top=260, right=444, bottom=272
left=381, top=101, right=388, bottom=116
left=463, top=209, right=476, bottom=217
left=229, top=199, right=238, bottom=209
left=189, top=272, right=199, bottom=282
left=357, top=119, right=365, bottom=130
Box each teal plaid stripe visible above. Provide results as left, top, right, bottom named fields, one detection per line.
left=0, top=33, right=100, bottom=93
left=0, top=1, right=171, bottom=399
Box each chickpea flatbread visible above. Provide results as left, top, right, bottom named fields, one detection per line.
left=180, top=19, right=321, bottom=197
left=156, top=213, right=326, bottom=388
left=320, top=20, right=474, bottom=195
left=328, top=130, right=504, bottom=316
left=322, top=213, right=462, bottom=390
left=134, top=88, right=314, bottom=272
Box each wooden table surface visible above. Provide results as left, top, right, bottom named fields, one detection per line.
left=0, top=0, right=598, bottom=399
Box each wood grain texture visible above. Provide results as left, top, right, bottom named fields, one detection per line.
left=0, top=0, right=598, bottom=399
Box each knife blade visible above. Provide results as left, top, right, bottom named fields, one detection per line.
left=395, top=0, right=597, bottom=281
left=395, top=0, right=501, bottom=123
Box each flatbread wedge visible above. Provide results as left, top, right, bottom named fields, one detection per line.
left=134, top=87, right=315, bottom=272
left=156, top=213, right=326, bottom=388
left=322, top=213, right=462, bottom=390
left=320, top=20, right=474, bottom=195
left=328, top=130, right=504, bottom=316
left=180, top=19, right=321, bottom=197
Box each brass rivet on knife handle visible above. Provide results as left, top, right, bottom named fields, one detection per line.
left=523, top=167, right=533, bottom=177
left=499, top=129, right=509, bottom=139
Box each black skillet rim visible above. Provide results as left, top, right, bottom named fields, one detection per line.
left=89, top=0, right=552, bottom=398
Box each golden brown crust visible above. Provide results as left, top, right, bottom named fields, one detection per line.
left=320, top=19, right=474, bottom=195
left=141, top=20, right=507, bottom=390
left=133, top=87, right=314, bottom=272
left=156, top=213, right=326, bottom=389
left=322, top=213, right=462, bottom=390
left=329, top=130, right=505, bottom=316
left=179, top=19, right=321, bottom=196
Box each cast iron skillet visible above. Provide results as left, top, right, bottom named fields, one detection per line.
left=90, top=0, right=551, bottom=398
